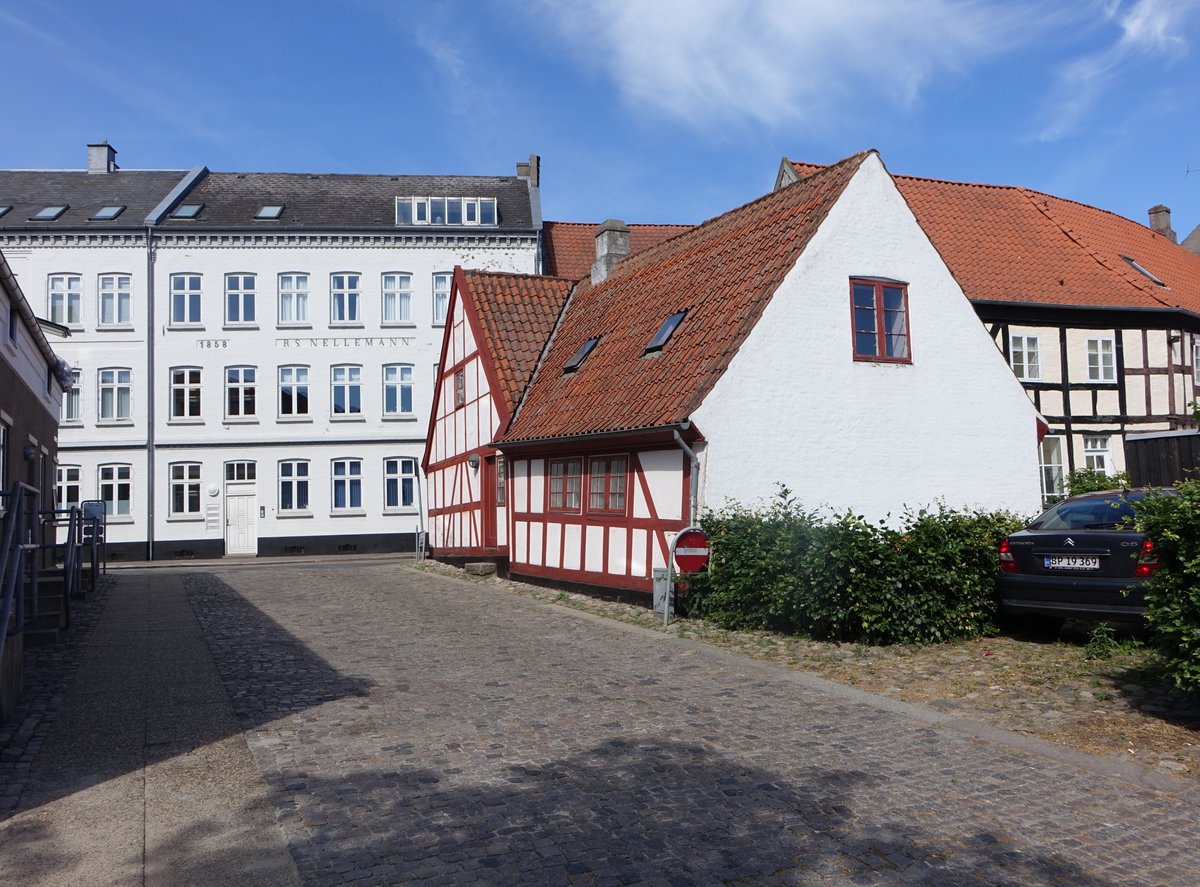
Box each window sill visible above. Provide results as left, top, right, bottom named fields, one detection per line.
left=222, top=418, right=259, bottom=425
left=277, top=415, right=313, bottom=423
left=277, top=323, right=312, bottom=330
left=330, top=415, right=365, bottom=422
left=97, top=419, right=134, bottom=427
left=277, top=511, right=312, bottom=519
left=383, top=508, right=419, bottom=516
left=381, top=322, right=416, bottom=329
left=166, top=515, right=204, bottom=523
left=168, top=418, right=205, bottom=425
left=106, top=515, right=135, bottom=525
left=330, top=510, right=366, bottom=517
left=97, top=325, right=135, bottom=332
left=382, top=414, right=417, bottom=422
left=60, top=420, right=84, bottom=429
left=222, top=324, right=260, bottom=331
left=167, top=324, right=204, bottom=331
left=329, top=322, right=365, bottom=329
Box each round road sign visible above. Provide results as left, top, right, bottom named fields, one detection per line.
left=674, top=528, right=710, bottom=573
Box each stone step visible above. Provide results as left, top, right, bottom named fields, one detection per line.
left=464, top=562, right=497, bottom=577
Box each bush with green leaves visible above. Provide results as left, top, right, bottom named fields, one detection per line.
left=1133, top=481, right=1200, bottom=692
left=1066, top=468, right=1130, bottom=496
left=686, top=488, right=1024, bottom=645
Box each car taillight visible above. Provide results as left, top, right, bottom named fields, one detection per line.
left=999, top=538, right=1019, bottom=573
left=1135, top=539, right=1159, bottom=578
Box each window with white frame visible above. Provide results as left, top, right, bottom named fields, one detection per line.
left=98, top=274, right=132, bottom=326
left=169, top=462, right=202, bottom=516
left=56, top=465, right=81, bottom=509
left=383, top=364, right=413, bottom=417
left=331, top=273, right=361, bottom=324
left=331, top=365, right=362, bottom=416
left=1086, top=337, right=1116, bottom=382
left=396, top=197, right=496, bottom=226
left=384, top=457, right=417, bottom=510
left=278, top=460, right=310, bottom=512
left=170, top=367, right=203, bottom=420
left=98, top=368, right=132, bottom=421
left=61, top=369, right=81, bottom=424
left=279, top=366, right=309, bottom=417
left=382, top=273, right=412, bottom=324
left=1010, top=334, right=1041, bottom=381
left=170, top=274, right=202, bottom=325
left=1083, top=435, right=1112, bottom=473
left=225, top=274, right=256, bottom=325
left=1039, top=437, right=1065, bottom=508
left=432, top=272, right=451, bottom=325
left=225, top=461, right=256, bottom=481
left=99, top=463, right=132, bottom=516
left=278, top=273, right=309, bottom=324
left=331, top=458, right=363, bottom=510
left=225, top=366, right=256, bottom=418
left=48, top=274, right=82, bottom=327
left=1194, top=340, right=1200, bottom=386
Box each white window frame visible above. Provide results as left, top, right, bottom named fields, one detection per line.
left=98, top=273, right=132, bottom=327
left=56, top=465, right=81, bottom=510
left=225, top=273, right=257, bottom=326
left=62, top=369, right=82, bottom=425
left=1009, top=334, right=1041, bottom=382
left=278, top=460, right=310, bottom=514
left=48, top=273, right=82, bottom=327
left=382, top=273, right=412, bottom=325
left=1193, top=339, right=1200, bottom=386
left=225, top=460, right=257, bottom=481
left=99, top=463, right=132, bottom=518
left=330, top=273, right=361, bottom=325
left=169, top=366, right=203, bottom=421
left=278, top=365, right=310, bottom=419
left=169, top=462, right=202, bottom=517
left=331, top=458, right=363, bottom=512
left=1086, top=336, right=1116, bottom=383
left=383, top=364, right=414, bottom=418
left=1039, top=437, right=1065, bottom=508
left=384, top=457, right=417, bottom=511
left=278, top=273, right=309, bottom=325
left=433, top=272, right=451, bottom=326
left=331, top=365, right=362, bottom=418
left=1083, top=435, right=1112, bottom=474
left=169, top=274, right=203, bottom=326
left=98, top=367, right=132, bottom=422
left=225, top=366, right=257, bottom=420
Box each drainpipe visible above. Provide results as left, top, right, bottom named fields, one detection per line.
left=145, top=227, right=156, bottom=561
left=673, top=427, right=699, bottom=525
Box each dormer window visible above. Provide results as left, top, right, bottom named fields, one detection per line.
left=1120, top=255, right=1166, bottom=287
left=396, top=197, right=498, bottom=227
left=255, top=205, right=284, bottom=220
left=90, top=205, right=125, bottom=221
left=171, top=203, right=203, bottom=219
left=0, top=206, right=12, bottom=219
left=645, top=311, right=686, bottom=354
left=31, top=205, right=68, bottom=221
left=564, top=337, right=599, bottom=373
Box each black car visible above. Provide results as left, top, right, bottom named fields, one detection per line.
left=997, top=489, right=1166, bottom=625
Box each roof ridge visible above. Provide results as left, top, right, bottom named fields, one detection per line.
left=464, top=268, right=577, bottom=283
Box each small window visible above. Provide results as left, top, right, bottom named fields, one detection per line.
left=385, top=457, right=417, bottom=510
left=31, top=205, right=68, bottom=221
left=255, top=205, right=284, bottom=220
left=588, top=456, right=627, bottom=514
left=0, top=205, right=11, bottom=218
left=453, top=369, right=466, bottom=408
left=1010, top=334, right=1041, bottom=382
left=564, top=337, right=599, bottom=373
left=1120, top=255, right=1166, bottom=287
left=1086, top=337, right=1116, bottom=383
left=395, top=198, right=414, bottom=225
left=225, top=461, right=257, bottom=481
left=171, top=203, right=203, bottom=219
left=90, top=205, right=126, bottom=221
left=1083, top=435, right=1111, bottom=473
left=496, top=456, right=507, bottom=507
left=548, top=459, right=583, bottom=512
left=851, top=279, right=910, bottom=363
left=645, top=311, right=686, bottom=354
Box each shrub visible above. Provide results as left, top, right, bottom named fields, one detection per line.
left=1066, top=468, right=1129, bottom=496
left=1133, top=481, right=1200, bottom=692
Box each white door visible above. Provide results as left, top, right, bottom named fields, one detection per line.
left=224, top=488, right=258, bottom=556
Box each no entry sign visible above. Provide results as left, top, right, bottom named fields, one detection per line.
left=673, top=528, right=710, bottom=573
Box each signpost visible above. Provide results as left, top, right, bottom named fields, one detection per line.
left=658, top=526, right=710, bottom=626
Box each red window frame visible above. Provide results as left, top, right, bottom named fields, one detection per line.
left=495, top=456, right=507, bottom=507
left=850, top=278, right=911, bottom=363
left=547, top=458, right=583, bottom=512
left=587, top=455, right=628, bottom=514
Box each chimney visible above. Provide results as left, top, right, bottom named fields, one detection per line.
left=516, top=154, right=540, bottom=188
left=1148, top=204, right=1176, bottom=243
left=591, top=219, right=630, bottom=285
left=87, top=142, right=118, bottom=174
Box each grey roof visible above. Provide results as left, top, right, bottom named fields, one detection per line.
left=157, top=171, right=536, bottom=231
left=0, top=170, right=188, bottom=230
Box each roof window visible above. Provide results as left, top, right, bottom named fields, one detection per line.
left=255, top=205, right=284, bottom=220
left=564, top=337, right=600, bottom=373
left=90, top=205, right=126, bottom=221
left=0, top=206, right=11, bottom=219
left=171, top=203, right=204, bottom=219
left=31, top=205, right=68, bottom=221
left=645, top=310, right=687, bottom=353
left=396, top=196, right=497, bottom=227
left=1120, top=255, right=1166, bottom=287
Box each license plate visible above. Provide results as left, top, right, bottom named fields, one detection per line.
left=1044, top=556, right=1100, bottom=570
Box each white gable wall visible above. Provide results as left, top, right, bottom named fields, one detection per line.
left=692, top=155, right=1041, bottom=521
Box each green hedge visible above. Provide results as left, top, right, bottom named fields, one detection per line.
left=685, top=489, right=1024, bottom=645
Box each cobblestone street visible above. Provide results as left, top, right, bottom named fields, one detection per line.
left=4, top=559, right=1200, bottom=885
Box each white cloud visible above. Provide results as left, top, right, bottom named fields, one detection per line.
left=533, top=0, right=1062, bottom=131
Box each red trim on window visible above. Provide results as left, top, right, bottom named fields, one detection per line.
left=849, top=278, right=912, bottom=364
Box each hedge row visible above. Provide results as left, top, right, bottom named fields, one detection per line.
left=683, top=489, right=1024, bottom=646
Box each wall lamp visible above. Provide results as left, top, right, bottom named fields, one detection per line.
left=467, top=454, right=480, bottom=470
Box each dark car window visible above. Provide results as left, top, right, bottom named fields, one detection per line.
left=1028, top=495, right=1139, bottom=531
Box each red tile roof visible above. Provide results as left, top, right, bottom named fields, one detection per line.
left=458, top=269, right=575, bottom=417
left=788, top=160, right=1200, bottom=314
left=500, top=152, right=872, bottom=444
left=542, top=221, right=693, bottom=280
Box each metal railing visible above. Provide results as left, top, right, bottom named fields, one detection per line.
left=0, top=483, right=41, bottom=667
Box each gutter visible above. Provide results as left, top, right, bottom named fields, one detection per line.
left=673, top=427, right=700, bottom=525
left=492, top=421, right=694, bottom=451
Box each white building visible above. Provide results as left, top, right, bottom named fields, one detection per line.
left=0, top=144, right=542, bottom=559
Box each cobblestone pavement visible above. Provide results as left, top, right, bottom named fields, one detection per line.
left=178, top=562, right=1200, bottom=887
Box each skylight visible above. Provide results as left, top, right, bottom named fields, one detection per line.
left=31, top=205, right=68, bottom=221
left=90, top=205, right=126, bottom=221
left=645, top=310, right=687, bottom=353
left=1120, top=255, right=1166, bottom=287
left=171, top=203, right=203, bottom=219
left=255, top=205, right=284, bottom=220
left=564, top=337, right=600, bottom=373
left=0, top=206, right=11, bottom=219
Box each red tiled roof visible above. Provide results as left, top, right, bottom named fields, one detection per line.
left=542, top=221, right=693, bottom=280
left=789, top=160, right=1200, bottom=313
left=458, top=269, right=574, bottom=416
left=500, top=152, right=872, bottom=444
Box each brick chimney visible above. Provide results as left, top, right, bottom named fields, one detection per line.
left=87, top=142, right=118, bottom=174
left=591, top=219, right=630, bottom=285
left=1148, top=204, right=1176, bottom=242
left=516, top=154, right=540, bottom=188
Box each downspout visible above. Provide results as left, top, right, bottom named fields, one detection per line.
left=145, top=226, right=156, bottom=561
left=673, top=427, right=699, bottom=525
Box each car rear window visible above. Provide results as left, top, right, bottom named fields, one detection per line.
left=1028, top=496, right=1138, bottom=531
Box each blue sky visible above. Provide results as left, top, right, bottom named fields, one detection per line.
left=2, top=0, right=1199, bottom=239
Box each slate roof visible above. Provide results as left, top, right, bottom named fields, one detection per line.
left=542, top=221, right=693, bottom=279
left=0, top=170, right=188, bottom=230
left=458, top=269, right=575, bottom=416
left=788, top=160, right=1200, bottom=315
left=499, top=152, right=871, bottom=444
